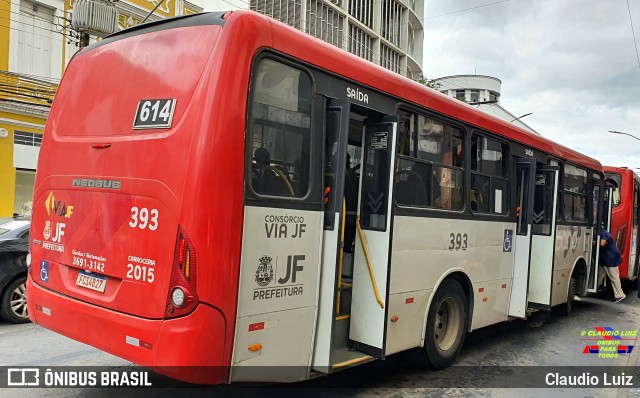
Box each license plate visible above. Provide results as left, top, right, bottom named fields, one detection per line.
left=76, top=271, right=107, bottom=293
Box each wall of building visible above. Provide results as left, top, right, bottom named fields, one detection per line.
left=0, top=111, right=45, bottom=216
left=431, top=74, right=538, bottom=135
left=248, top=0, right=424, bottom=78
left=432, top=75, right=502, bottom=103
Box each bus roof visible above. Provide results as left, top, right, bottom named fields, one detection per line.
left=79, top=10, right=602, bottom=172
left=604, top=166, right=640, bottom=180
left=227, top=10, right=602, bottom=172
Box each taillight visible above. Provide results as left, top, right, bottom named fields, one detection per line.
left=27, top=239, right=33, bottom=278
left=616, top=227, right=627, bottom=254
left=165, top=226, right=198, bottom=318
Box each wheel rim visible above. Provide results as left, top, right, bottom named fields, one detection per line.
left=10, top=282, right=28, bottom=320
left=434, top=297, right=461, bottom=351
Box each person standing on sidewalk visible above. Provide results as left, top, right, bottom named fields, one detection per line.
left=599, top=230, right=626, bottom=303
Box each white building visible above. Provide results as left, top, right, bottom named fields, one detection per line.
left=431, top=74, right=538, bottom=134
left=200, top=0, right=424, bottom=79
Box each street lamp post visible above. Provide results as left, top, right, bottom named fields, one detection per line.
left=608, top=130, right=640, bottom=142
left=510, top=113, right=533, bottom=123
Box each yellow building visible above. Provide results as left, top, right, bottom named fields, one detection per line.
left=0, top=0, right=202, bottom=217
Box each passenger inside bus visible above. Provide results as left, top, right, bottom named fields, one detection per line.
left=395, top=169, right=428, bottom=206
left=252, top=148, right=295, bottom=196
left=470, top=188, right=484, bottom=211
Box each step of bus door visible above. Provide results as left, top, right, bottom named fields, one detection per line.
left=337, top=282, right=352, bottom=316
left=329, top=316, right=373, bottom=370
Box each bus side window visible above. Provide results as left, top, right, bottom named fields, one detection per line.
left=248, top=58, right=312, bottom=198
left=563, top=164, right=588, bottom=222
left=395, top=112, right=464, bottom=211
left=470, top=134, right=509, bottom=215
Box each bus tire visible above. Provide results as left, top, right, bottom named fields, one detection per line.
left=561, top=275, right=577, bottom=316
left=0, top=276, right=29, bottom=324
left=424, top=279, right=467, bottom=368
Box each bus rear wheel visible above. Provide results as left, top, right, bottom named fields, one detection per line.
left=561, top=275, right=577, bottom=316
left=424, top=279, right=467, bottom=368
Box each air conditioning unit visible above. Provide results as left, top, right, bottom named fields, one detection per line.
left=71, top=0, right=119, bottom=37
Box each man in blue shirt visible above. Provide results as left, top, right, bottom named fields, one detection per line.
left=600, top=230, right=626, bottom=303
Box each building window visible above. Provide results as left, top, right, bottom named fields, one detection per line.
left=306, top=0, right=344, bottom=48
left=455, top=90, right=465, bottom=101
left=349, top=0, right=373, bottom=29
left=381, top=0, right=403, bottom=47
left=380, top=44, right=401, bottom=74
left=14, top=131, right=42, bottom=147
left=14, top=169, right=35, bottom=215
left=348, top=23, right=373, bottom=61
left=251, top=0, right=303, bottom=29
left=16, top=0, right=56, bottom=78
left=470, top=90, right=479, bottom=103
left=407, top=27, right=415, bottom=54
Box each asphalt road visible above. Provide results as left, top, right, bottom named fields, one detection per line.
left=1, top=289, right=639, bottom=398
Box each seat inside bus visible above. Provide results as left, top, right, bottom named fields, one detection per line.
left=252, top=148, right=294, bottom=197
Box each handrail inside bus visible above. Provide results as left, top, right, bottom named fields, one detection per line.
left=265, top=165, right=295, bottom=196
left=356, top=216, right=385, bottom=309
left=605, top=176, right=619, bottom=189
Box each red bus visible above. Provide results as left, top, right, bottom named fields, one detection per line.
left=28, top=10, right=609, bottom=384
left=604, top=166, right=640, bottom=281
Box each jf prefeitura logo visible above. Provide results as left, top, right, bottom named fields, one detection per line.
left=581, top=326, right=638, bottom=358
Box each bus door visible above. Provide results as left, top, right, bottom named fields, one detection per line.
left=349, top=116, right=398, bottom=359
left=630, top=181, right=640, bottom=280
left=313, top=98, right=350, bottom=373
left=528, top=165, right=559, bottom=309
left=509, top=158, right=536, bottom=318
left=603, top=180, right=614, bottom=231
left=587, top=179, right=604, bottom=292
left=590, top=180, right=615, bottom=290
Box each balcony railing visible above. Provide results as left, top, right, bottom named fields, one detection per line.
left=0, top=70, right=59, bottom=109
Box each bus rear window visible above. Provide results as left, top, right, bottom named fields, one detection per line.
left=52, top=26, right=221, bottom=137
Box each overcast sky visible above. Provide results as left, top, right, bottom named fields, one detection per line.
left=423, top=0, right=640, bottom=168
left=194, top=0, right=640, bottom=168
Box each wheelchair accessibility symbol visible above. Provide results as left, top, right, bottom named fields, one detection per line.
left=40, top=260, right=49, bottom=283
left=503, top=229, right=513, bottom=252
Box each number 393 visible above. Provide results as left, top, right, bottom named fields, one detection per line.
left=129, top=207, right=159, bottom=231
left=449, top=233, right=468, bottom=251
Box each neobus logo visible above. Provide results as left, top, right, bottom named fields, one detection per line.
left=347, top=87, right=369, bottom=104
left=72, top=178, right=121, bottom=190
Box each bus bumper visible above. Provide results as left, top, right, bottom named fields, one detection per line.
left=27, top=276, right=229, bottom=384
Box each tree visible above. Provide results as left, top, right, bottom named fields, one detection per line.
left=414, top=74, right=442, bottom=91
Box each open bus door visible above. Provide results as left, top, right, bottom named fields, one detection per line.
left=349, top=116, right=398, bottom=359
left=527, top=165, right=559, bottom=309
left=313, top=101, right=397, bottom=369
left=587, top=179, right=604, bottom=293
left=588, top=178, right=614, bottom=292
left=629, top=181, right=640, bottom=280
left=313, top=98, right=350, bottom=373
left=509, top=158, right=536, bottom=318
